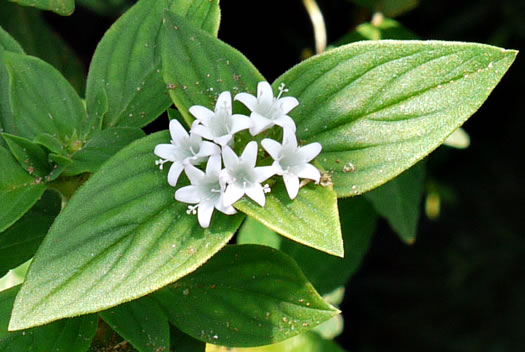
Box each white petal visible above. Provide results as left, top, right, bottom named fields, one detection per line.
left=245, top=184, right=266, bottom=207
left=261, top=138, right=282, bottom=160
left=191, top=125, right=214, bottom=140
left=298, top=142, right=322, bottom=162
left=282, top=128, right=298, bottom=149
left=216, top=196, right=237, bottom=215
left=197, top=140, right=221, bottom=158
left=278, top=96, right=300, bottom=114
left=257, top=81, right=274, bottom=107
left=206, top=154, right=222, bottom=174
left=175, top=185, right=200, bottom=203
left=216, top=91, right=232, bottom=114
left=275, top=115, right=297, bottom=134
left=198, top=201, right=215, bottom=228
left=283, top=173, right=300, bottom=200
left=234, top=92, right=257, bottom=111
left=154, top=144, right=177, bottom=161
left=249, top=112, right=272, bottom=136
left=189, top=105, right=214, bottom=124
left=169, top=119, right=190, bottom=142
left=222, top=146, right=239, bottom=170
left=184, top=164, right=205, bottom=185
left=230, top=114, right=252, bottom=134
left=214, top=134, right=233, bottom=147
left=241, top=141, right=258, bottom=167
left=295, top=163, right=321, bottom=182
left=167, top=162, right=184, bottom=187
left=223, top=184, right=245, bottom=207
left=254, top=165, right=277, bottom=183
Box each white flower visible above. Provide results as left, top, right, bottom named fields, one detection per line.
left=235, top=81, right=299, bottom=136
left=175, top=155, right=236, bottom=228
left=190, top=91, right=252, bottom=146
left=261, top=130, right=322, bottom=200
left=154, top=119, right=220, bottom=187
left=221, top=141, right=277, bottom=207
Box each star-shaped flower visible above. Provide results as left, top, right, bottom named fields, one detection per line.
left=235, top=81, right=299, bottom=136
left=190, top=91, right=252, bottom=146
left=154, top=119, right=220, bottom=187
left=261, top=130, right=322, bottom=199
left=221, top=141, right=277, bottom=207
left=175, top=155, right=236, bottom=228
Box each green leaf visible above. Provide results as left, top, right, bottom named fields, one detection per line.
left=0, top=26, right=24, bottom=53
left=170, top=325, right=205, bottom=352
left=232, top=331, right=347, bottom=352
left=7, top=0, right=75, bottom=15
left=235, top=182, right=343, bottom=257
left=9, top=132, right=244, bottom=331
left=0, top=145, right=46, bottom=232
left=238, top=197, right=377, bottom=295
left=161, top=11, right=265, bottom=125
left=2, top=52, right=88, bottom=148
left=64, top=127, right=146, bottom=176
left=153, top=244, right=339, bottom=347
left=99, top=296, right=170, bottom=352
left=85, top=0, right=221, bottom=130
left=0, top=287, right=97, bottom=352
left=274, top=41, right=517, bottom=197
left=0, top=2, right=86, bottom=92
left=237, top=217, right=282, bottom=249
left=365, top=162, right=425, bottom=243
left=0, top=190, right=61, bottom=277
left=2, top=133, right=52, bottom=178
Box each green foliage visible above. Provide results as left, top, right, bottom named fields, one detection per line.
left=365, top=162, right=425, bottom=243
left=7, top=0, right=75, bottom=16
left=275, top=41, right=517, bottom=197
left=0, top=0, right=518, bottom=350
left=0, top=191, right=61, bottom=278
left=161, top=10, right=265, bottom=126
left=153, top=245, right=338, bottom=347
left=8, top=132, right=244, bottom=331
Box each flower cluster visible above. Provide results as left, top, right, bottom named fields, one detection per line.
left=154, top=81, right=322, bottom=228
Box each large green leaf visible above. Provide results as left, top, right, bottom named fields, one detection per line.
left=170, top=325, right=206, bottom=352
left=365, top=162, right=425, bottom=243
left=7, top=0, right=75, bottom=15
left=64, top=127, right=146, bottom=176
left=0, top=190, right=61, bottom=278
left=99, top=296, right=170, bottom=352
left=2, top=52, right=88, bottom=149
left=2, top=133, right=52, bottom=178
left=0, top=26, right=24, bottom=53
left=153, top=245, right=339, bottom=347
left=0, top=287, right=97, bottom=351
left=0, top=145, right=46, bottom=232
left=85, top=0, right=221, bottom=130
left=231, top=331, right=347, bottom=352
left=9, top=132, right=244, bottom=331
left=238, top=197, right=377, bottom=295
left=161, top=11, right=265, bottom=125
left=235, top=183, right=343, bottom=257
left=274, top=41, right=517, bottom=197
left=0, top=2, right=86, bottom=92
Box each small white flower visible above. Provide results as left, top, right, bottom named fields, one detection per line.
left=261, top=130, right=322, bottom=200
left=235, top=81, right=299, bottom=136
left=190, top=91, right=252, bottom=146
left=221, top=141, right=277, bottom=207
left=175, top=155, right=236, bottom=228
left=154, top=119, right=220, bottom=187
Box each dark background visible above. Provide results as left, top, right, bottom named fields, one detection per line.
left=39, top=0, right=525, bottom=350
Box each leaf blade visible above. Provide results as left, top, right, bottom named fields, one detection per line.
left=9, top=132, right=243, bottom=331
left=274, top=40, right=517, bottom=197
left=153, top=245, right=339, bottom=347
